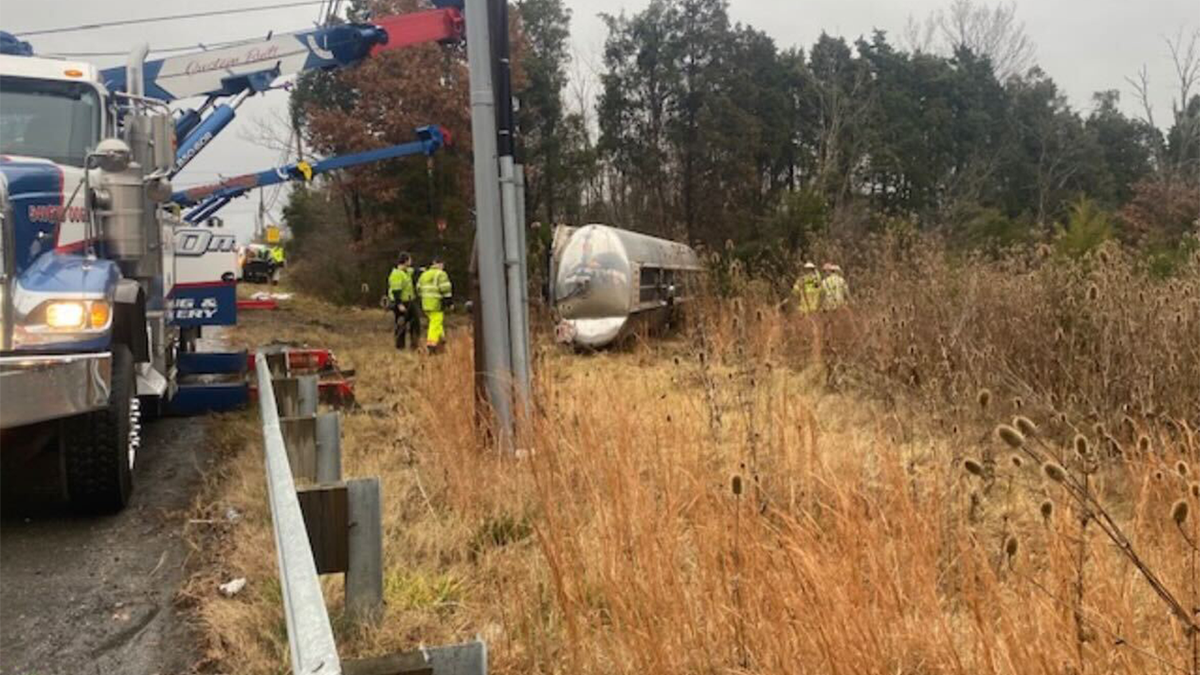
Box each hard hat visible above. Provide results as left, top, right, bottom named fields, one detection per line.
left=803, top=262, right=816, bottom=270
left=822, top=263, right=836, bottom=271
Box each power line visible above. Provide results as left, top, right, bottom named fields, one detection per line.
left=14, top=1, right=327, bottom=37
left=45, top=36, right=266, bottom=58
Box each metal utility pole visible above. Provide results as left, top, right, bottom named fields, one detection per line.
left=465, top=0, right=514, bottom=439
left=489, top=0, right=531, bottom=406
left=515, top=163, right=531, bottom=373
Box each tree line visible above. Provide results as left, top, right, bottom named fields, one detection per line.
left=283, top=0, right=1200, bottom=300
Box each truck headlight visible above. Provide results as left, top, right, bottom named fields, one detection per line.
left=45, top=302, right=86, bottom=329
left=38, top=300, right=111, bottom=331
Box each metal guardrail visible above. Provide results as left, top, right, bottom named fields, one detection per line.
left=255, top=350, right=342, bottom=675
left=257, top=347, right=488, bottom=675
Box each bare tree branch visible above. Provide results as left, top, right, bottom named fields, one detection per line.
left=934, top=0, right=1036, bottom=80
left=1125, top=65, right=1158, bottom=130
left=1165, top=29, right=1200, bottom=182
left=900, top=13, right=937, bottom=54
left=237, top=107, right=302, bottom=160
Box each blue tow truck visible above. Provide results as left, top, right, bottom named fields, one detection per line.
left=0, top=4, right=463, bottom=512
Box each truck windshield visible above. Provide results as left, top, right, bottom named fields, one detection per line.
left=0, top=76, right=100, bottom=167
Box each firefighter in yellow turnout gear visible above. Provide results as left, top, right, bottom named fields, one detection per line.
left=417, top=257, right=453, bottom=349
left=792, top=262, right=822, bottom=314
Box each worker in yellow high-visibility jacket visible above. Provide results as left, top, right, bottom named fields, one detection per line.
left=820, top=263, right=849, bottom=310
left=417, top=256, right=453, bottom=350
left=387, top=252, right=420, bottom=350
left=792, top=261, right=822, bottom=314
left=269, top=245, right=286, bottom=285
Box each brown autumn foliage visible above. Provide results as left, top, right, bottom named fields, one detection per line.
left=713, top=235, right=1200, bottom=423
left=190, top=235, right=1200, bottom=674
left=1119, top=176, right=1200, bottom=246
left=297, top=0, right=529, bottom=248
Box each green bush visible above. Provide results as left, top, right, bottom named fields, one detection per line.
left=1055, top=196, right=1112, bottom=258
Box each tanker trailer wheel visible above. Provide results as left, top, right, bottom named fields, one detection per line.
left=62, top=345, right=137, bottom=513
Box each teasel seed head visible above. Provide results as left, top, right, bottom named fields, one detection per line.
left=1043, top=461, right=1068, bottom=483
left=1172, top=499, right=1189, bottom=526
left=963, top=459, right=985, bottom=477
left=1040, top=500, right=1055, bottom=520
left=997, top=424, right=1025, bottom=449
left=977, top=389, right=992, bottom=410
left=1004, top=534, right=1019, bottom=559
left=1074, top=434, right=1090, bottom=457
left=1014, top=416, right=1038, bottom=438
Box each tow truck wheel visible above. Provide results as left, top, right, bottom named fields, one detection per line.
left=62, top=345, right=137, bottom=514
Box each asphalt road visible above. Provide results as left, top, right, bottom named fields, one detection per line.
left=0, top=414, right=213, bottom=675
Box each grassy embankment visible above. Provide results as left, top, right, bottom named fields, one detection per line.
left=186, top=242, right=1199, bottom=675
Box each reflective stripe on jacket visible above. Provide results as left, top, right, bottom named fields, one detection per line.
left=417, top=267, right=452, bottom=313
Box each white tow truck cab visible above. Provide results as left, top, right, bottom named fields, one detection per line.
left=0, top=43, right=242, bottom=513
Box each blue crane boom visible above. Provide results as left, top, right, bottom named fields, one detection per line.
left=172, top=125, right=447, bottom=223
left=95, top=2, right=464, bottom=176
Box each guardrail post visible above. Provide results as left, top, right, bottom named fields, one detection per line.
left=265, top=351, right=289, bottom=378
left=274, top=378, right=300, bottom=417
left=316, top=412, right=342, bottom=483
left=274, top=375, right=318, bottom=418
left=297, top=374, right=319, bottom=416
left=281, top=416, right=319, bottom=482
left=297, top=483, right=350, bottom=574
left=345, top=477, right=383, bottom=624
left=345, top=641, right=488, bottom=675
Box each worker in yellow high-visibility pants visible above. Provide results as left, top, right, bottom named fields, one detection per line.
left=416, top=256, right=453, bottom=351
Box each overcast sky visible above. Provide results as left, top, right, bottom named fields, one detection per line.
left=5, top=0, right=1196, bottom=242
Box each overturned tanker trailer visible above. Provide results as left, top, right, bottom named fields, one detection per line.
left=550, top=224, right=703, bottom=348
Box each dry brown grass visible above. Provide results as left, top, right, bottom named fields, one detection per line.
left=186, top=245, right=1200, bottom=674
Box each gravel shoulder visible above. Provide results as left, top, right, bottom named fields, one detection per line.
left=0, top=414, right=215, bottom=675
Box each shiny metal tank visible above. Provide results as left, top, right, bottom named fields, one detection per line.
left=553, top=224, right=701, bottom=347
